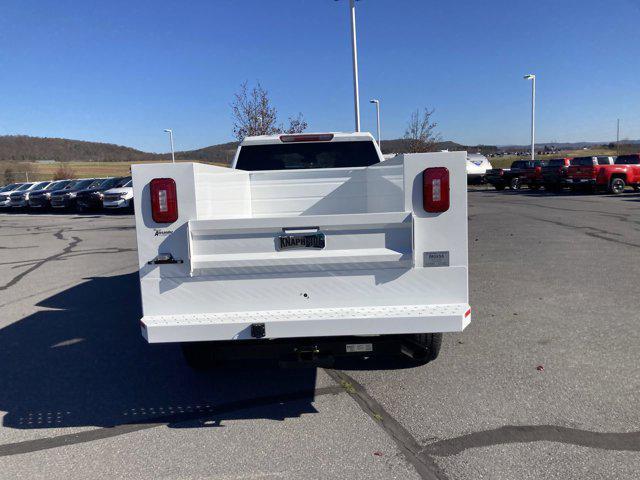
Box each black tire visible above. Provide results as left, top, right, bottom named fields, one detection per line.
left=409, top=333, right=442, bottom=365
left=632, top=186, right=640, bottom=192
left=609, top=177, right=626, bottom=194
left=181, top=342, right=219, bottom=370
left=494, top=184, right=506, bottom=191
left=509, top=177, right=521, bottom=190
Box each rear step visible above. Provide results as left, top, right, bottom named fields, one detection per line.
left=141, top=303, right=471, bottom=343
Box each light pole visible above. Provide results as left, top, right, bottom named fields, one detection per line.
left=370, top=99, right=381, bottom=149
left=336, top=0, right=361, bottom=132
left=524, top=74, right=536, bottom=160
left=164, top=129, right=175, bottom=163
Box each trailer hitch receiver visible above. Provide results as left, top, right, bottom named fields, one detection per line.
left=250, top=323, right=266, bottom=338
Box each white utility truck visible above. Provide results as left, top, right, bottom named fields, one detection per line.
left=132, top=132, right=470, bottom=368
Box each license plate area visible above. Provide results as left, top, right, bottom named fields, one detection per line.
left=346, top=343, right=373, bottom=353
left=278, top=232, right=325, bottom=250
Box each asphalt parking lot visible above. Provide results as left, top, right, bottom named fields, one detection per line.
left=0, top=190, right=639, bottom=480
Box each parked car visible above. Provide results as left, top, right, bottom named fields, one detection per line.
left=50, top=178, right=100, bottom=210
left=132, top=132, right=471, bottom=369
left=0, top=183, right=22, bottom=193
left=103, top=179, right=134, bottom=212
left=9, top=181, right=52, bottom=209
left=466, top=153, right=493, bottom=184
left=75, top=176, right=130, bottom=212
left=0, top=183, right=32, bottom=209
left=541, top=158, right=572, bottom=192
left=28, top=179, right=75, bottom=210
left=565, top=156, right=616, bottom=192
left=485, top=160, right=545, bottom=190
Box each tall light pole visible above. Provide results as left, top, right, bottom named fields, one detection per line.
left=616, top=118, right=620, bottom=156
left=164, top=129, right=175, bottom=163
left=524, top=74, right=536, bottom=160
left=370, top=99, right=381, bottom=149
left=336, top=0, right=361, bottom=132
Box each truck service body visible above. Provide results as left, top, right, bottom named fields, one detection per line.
left=132, top=132, right=470, bottom=365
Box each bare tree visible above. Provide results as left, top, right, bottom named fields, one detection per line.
left=404, top=108, right=441, bottom=153
left=17, top=162, right=36, bottom=181
left=283, top=113, right=308, bottom=134
left=3, top=167, right=15, bottom=184
left=231, top=82, right=280, bottom=141
left=231, top=81, right=308, bottom=141
left=53, top=163, right=76, bottom=180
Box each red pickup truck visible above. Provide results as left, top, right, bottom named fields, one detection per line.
left=565, top=155, right=640, bottom=193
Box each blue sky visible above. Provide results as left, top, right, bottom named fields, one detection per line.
left=1, top=0, right=639, bottom=152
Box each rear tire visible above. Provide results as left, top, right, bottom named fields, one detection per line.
left=609, top=177, right=626, bottom=194
left=181, top=342, right=219, bottom=370
left=408, top=333, right=442, bottom=365
left=510, top=177, right=521, bottom=190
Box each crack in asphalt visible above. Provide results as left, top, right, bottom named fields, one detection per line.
left=1, top=247, right=137, bottom=268
left=489, top=197, right=638, bottom=224
left=0, top=386, right=343, bottom=457
left=523, top=214, right=640, bottom=248
left=423, top=425, right=640, bottom=456
left=325, top=369, right=448, bottom=480
left=0, top=230, right=82, bottom=291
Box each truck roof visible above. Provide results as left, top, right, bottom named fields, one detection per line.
left=241, top=132, right=375, bottom=146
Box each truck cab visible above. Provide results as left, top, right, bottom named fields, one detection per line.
left=132, top=132, right=470, bottom=368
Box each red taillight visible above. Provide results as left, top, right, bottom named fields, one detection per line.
left=280, top=133, right=334, bottom=143
left=150, top=178, right=178, bottom=223
left=423, top=167, right=450, bottom=213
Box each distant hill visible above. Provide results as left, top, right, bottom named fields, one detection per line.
left=498, top=141, right=640, bottom=152
left=0, top=135, right=167, bottom=163
left=0, top=134, right=497, bottom=165
left=175, top=141, right=239, bottom=164
left=380, top=139, right=497, bottom=156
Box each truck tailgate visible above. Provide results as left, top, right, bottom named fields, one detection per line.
left=188, top=211, right=412, bottom=275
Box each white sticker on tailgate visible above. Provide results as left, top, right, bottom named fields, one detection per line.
left=346, top=343, right=373, bottom=353
left=424, top=251, right=450, bottom=267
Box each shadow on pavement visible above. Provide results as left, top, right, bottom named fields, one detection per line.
left=0, top=273, right=321, bottom=430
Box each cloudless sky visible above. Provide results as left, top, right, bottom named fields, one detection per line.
left=1, top=0, right=639, bottom=152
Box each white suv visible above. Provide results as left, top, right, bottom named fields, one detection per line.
left=103, top=180, right=133, bottom=211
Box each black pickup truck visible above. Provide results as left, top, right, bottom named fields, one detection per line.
left=541, top=158, right=572, bottom=192
left=485, top=160, right=546, bottom=190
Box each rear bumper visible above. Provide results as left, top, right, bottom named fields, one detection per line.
left=141, top=303, right=471, bottom=343
left=104, top=198, right=129, bottom=208
left=485, top=176, right=504, bottom=185
left=564, top=178, right=595, bottom=185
